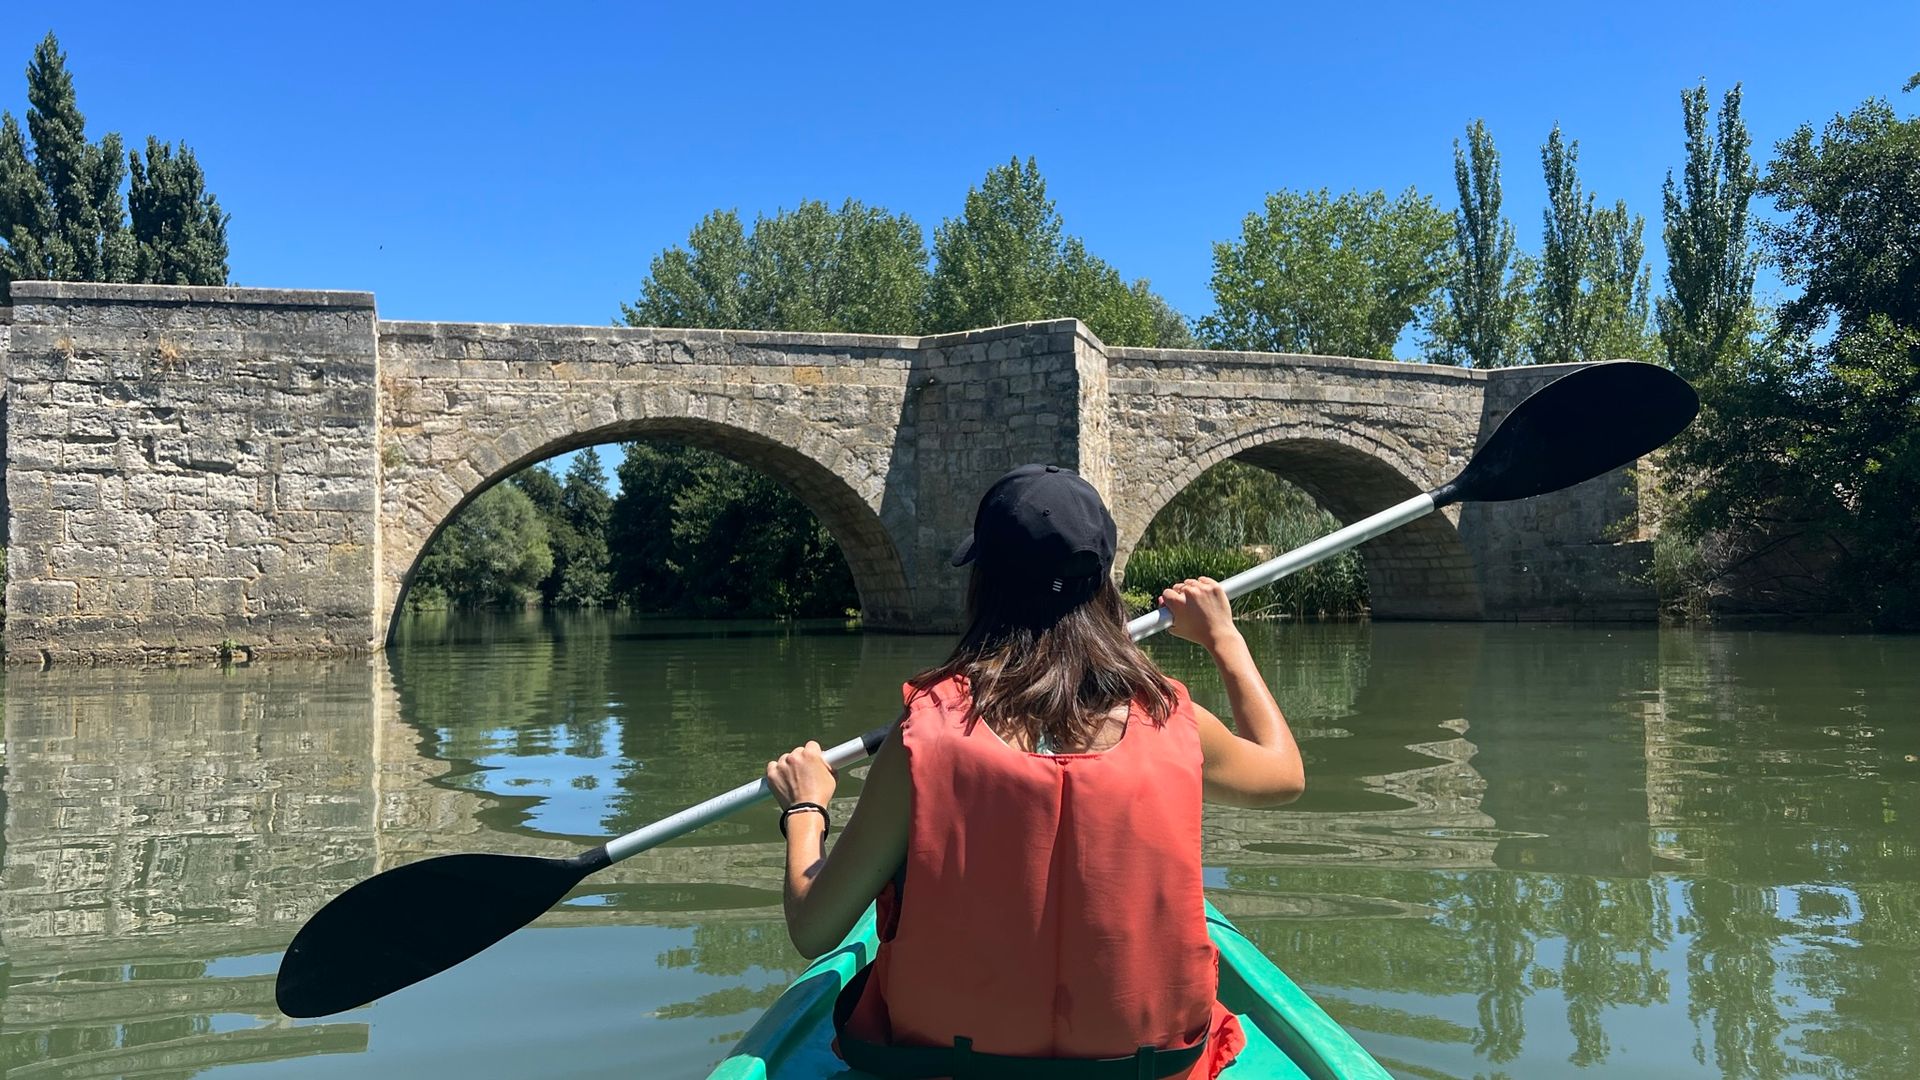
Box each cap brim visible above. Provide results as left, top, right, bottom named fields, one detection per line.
left=950, top=534, right=977, bottom=567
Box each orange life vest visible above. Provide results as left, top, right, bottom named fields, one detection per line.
left=835, top=674, right=1245, bottom=1079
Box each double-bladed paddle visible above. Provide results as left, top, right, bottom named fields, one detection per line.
left=275, top=359, right=1697, bottom=1019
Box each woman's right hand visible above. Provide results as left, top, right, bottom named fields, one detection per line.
left=1159, top=577, right=1240, bottom=652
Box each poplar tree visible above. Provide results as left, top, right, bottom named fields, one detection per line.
left=1433, top=119, right=1527, bottom=367
left=1531, top=125, right=1592, bottom=364
left=1657, top=83, right=1758, bottom=381
left=1586, top=200, right=1653, bottom=360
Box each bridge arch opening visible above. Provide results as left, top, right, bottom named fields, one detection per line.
left=1122, top=437, right=1482, bottom=620
left=384, top=416, right=912, bottom=642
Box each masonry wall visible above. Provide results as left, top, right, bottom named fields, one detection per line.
left=3, top=283, right=382, bottom=662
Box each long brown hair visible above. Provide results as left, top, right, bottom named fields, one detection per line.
left=909, top=567, right=1176, bottom=750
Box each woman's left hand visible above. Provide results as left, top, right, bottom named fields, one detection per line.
left=766, top=741, right=837, bottom=810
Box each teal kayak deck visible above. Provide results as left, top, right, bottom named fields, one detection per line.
left=706, top=901, right=1390, bottom=1079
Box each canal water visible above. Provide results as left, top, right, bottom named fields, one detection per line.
left=2, top=614, right=1915, bottom=1079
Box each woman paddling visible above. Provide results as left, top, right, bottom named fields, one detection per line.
left=765, top=463, right=1306, bottom=1079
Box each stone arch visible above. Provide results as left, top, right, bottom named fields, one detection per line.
left=379, top=396, right=912, bottom=641
left=1118, top=422, right=1482, bottom=620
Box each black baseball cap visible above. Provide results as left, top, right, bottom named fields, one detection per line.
left=950, top=464, right=1117, bottom=582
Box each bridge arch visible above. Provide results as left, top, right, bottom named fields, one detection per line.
left=1117, top=423, right=1482, bottom=620
left=379, top=395, right=912, bottom=642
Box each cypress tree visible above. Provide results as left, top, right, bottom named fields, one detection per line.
left=1657, top=83, right=1757, bottom=381
left=1435, top=119, right=1526, bottom=367
left=0, top=111, right=51, bottom=282
left=129, top=137, right=229, bottom=285
left=0, top=32, right=227, bottom=292
left=20, top=33, right=133, bottom=282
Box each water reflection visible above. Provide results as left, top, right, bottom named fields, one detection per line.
left=0, top=618, right=1914, bottom=1078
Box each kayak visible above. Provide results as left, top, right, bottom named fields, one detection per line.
left=706, top=900, right=1391, bottom=1079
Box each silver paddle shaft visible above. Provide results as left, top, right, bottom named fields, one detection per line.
left=603, top=491, right=1438, bottom=866
left=604, top=731, right=875, bottom=863
left=1126, top=492, right=1436, bottom=641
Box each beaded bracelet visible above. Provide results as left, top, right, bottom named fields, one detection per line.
left=779, top=801, right=831, bottom=838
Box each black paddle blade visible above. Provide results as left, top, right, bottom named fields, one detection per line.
left=275, top=850, right=601, bottom=1018
left=1436, top=361, right=1698, bottom=506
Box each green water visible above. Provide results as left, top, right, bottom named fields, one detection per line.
left=2, top=614, right=1915, bottom=1079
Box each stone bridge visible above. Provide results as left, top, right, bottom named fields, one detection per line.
left=1, top=282, right=1654, bottom=663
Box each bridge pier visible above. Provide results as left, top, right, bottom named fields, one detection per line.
left=2, top=282, right=1658, bottom=664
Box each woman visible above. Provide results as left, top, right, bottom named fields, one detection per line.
left=765, top=463, right=1305, bottom=1079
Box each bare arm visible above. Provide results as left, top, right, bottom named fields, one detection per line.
left=765, top=725, right=911, bottom=958
left=1160, top=577, right=1305, bottom=807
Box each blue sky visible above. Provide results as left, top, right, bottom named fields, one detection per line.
left=9, top=2, right=1917, bottom=337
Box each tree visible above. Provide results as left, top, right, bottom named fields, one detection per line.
left=668, top=450, right=856, bottom=617
left=1657, top=83, right=1759, bottom=383
left=1671, top=84, right=1920, bottom=627
left=0, top=33, right=227, bottom=290
left=1197, top=186, right=1452, bottom=359
left=622, top=209, right=752, bottom=330
left=608, top=440, right=702, bottom=608
left=554, top=448, right=613, bottom=606
left=128, top=137, right=229, bottom=285
left=1751, top=88, right=1920, bottom=625
left=741, top=198, right=927, bottom=334
left=410, top=484, right=554, bottom=608
left=622, top=199, right=927, bottom=335
left=1586, top=199, right=1654, bottom=360
left=926, top=157, right=1189, bottom=348
left=1529, top=125, right=1652, bottom=364
left=1432, top=120, right=1528, bottom=368
left=1532, top=125, right=1592, bottom=364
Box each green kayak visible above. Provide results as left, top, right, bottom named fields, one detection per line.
left=706, top=900, right=1391, bottom=1079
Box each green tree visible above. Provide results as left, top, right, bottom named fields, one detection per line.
left=1657, top=83, right=1758, bottom=383
left=926, top=157, right=1188, bottom=347
left=1432, top=120, right=1528, bottom=368
left=1755, top=89, right=1920, bottom=625
left=608, top=440, right=701, bottom=608
left=621, top=209, right=752, bottom=329
left=1586, top=199, right=1653, bottom=360
left=0, top=33, right=227, bottom=290
left=128, top=137, right=229, bottom=285
left=622, top=199, right=927, bottom=335
left=410, top=484, right=554, bottom=608
left=1197, top=186, right=1451, bottom=359
left=669, top=450, right=856, bottom=616
left=554, top=448, right=613, bottom=606
left=740, top=199, right=927, bottom=333
left=1532, top=125, right=1592, bottom=364
left=1672, top=84, right=1920, bottom=627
